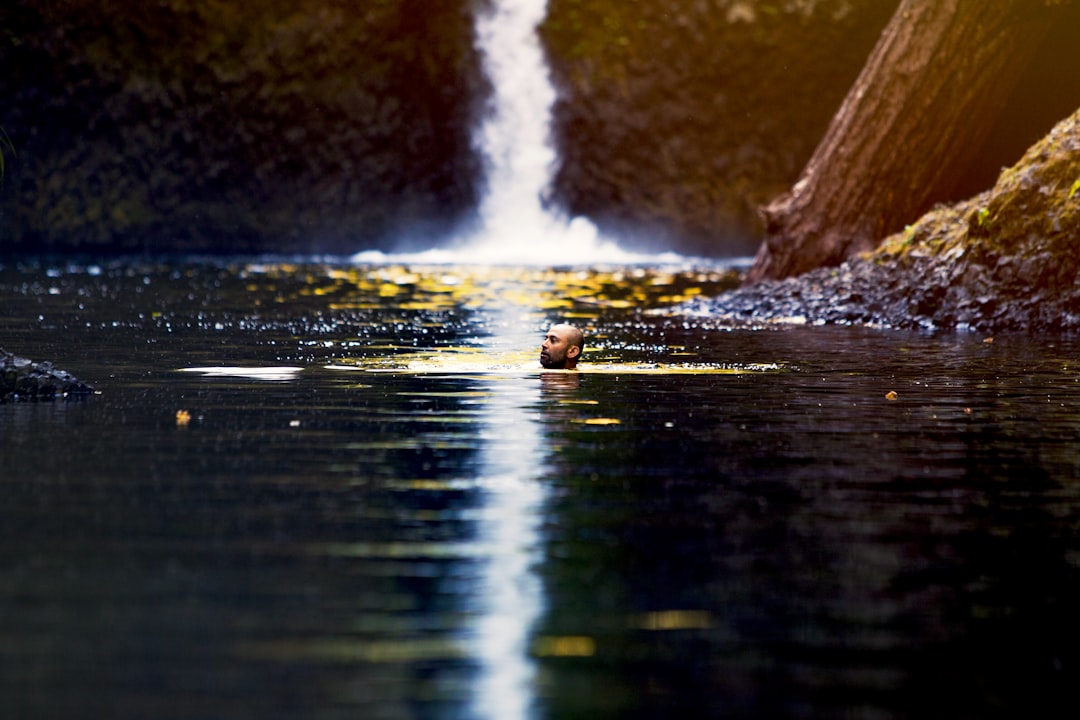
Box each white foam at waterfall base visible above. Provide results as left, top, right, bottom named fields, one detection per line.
left=353, top=0, right=679, bottom=267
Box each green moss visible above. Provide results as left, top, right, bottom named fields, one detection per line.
left=870, top=108, right=1080, bottom=280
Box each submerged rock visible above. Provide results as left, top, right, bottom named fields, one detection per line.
left=686, top=108, right=1080, bottom=333
left=0, top=348, right=94, bottom=401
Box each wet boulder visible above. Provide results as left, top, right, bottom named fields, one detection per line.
left=1, top=348, right=94, bottom=401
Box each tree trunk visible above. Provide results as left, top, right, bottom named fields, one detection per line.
left=747, top=0, right=1070, bottom=283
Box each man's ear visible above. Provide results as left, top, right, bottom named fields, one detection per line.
left=567, top=345, right=581, bottom=359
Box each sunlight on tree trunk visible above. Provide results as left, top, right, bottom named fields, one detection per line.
left=747, top=0, right=1073, bottom=283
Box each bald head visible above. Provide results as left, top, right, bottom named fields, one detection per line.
left=540, top=323, right=585, bottom=369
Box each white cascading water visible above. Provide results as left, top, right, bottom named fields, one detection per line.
left=465, top=0, right=616, bottom=263
left=354, top=0, right=664, bottom=265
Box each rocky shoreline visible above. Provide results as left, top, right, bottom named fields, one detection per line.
left=1, top=348, right=94, bottom=401
left=682, top=249, right=1079, bottom=333
left=684, top=108, right=1080, bottom=333
left=687, top=229, right=1080, bottom=333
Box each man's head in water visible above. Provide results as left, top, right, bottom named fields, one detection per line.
left=540, top=324, right=584, bottom=369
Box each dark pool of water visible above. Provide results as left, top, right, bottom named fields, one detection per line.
left=2, top=259, right=1079, bottom=719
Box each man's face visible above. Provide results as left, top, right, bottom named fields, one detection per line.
left=540, top=326, right=580, bottom=369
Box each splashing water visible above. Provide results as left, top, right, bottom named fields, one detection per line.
left=354, top=0, right=676, bottom=266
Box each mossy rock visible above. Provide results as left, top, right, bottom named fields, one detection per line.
left=690, top=108, right=1080, bottom=332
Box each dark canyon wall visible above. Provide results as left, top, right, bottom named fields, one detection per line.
left=541, top=0, right=899, bottom=256
left=0, top=0, right=484, bottom=255
left=15, top=0, right=1050, bottom=258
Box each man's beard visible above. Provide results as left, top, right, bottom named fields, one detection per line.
left=540, top=352, right=565, bottom=369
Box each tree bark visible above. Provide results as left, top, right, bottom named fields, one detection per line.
left=747, top=0, right=1071, bottom=283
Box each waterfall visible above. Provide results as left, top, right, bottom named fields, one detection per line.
left=355, top=0, right=668, bottom=265
left=465, top=0, right=608, bottom=263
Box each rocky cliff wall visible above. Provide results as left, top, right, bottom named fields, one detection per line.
left=541, top=0, right=899, bottom=255
left=9, top=1, right=1067, bottom=258
left=0, top=0, right=484, bottom=254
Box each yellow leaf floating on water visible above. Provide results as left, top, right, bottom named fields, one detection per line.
left=533, top=635, right=596, bottom=657
left=538, top=298, right=574, bottom=309
left=575, top=417, right=621, bottom=425
left=377, top=283, right=401, bottom=297
left=885, top=391, right=898, bottom=401
left=634, top=610, right=713, bottom=631
left=175, top=409, right=192, bottom=426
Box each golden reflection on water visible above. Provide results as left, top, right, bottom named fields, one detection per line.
left=532, top=636, right=597, bottom=658
left=229, top=261, right=784, bottom=379
left=245, top=262, right=740, bottom=315
left=634, top=610, right=714, bottom=631
left=181, top=358, right=785, bottom=377
left=236, top=637, right=470, bottom=664
left=329, top=357, right=784, bottom=375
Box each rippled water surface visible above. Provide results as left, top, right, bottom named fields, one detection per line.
left=3, top=259, right=1080, bottom=719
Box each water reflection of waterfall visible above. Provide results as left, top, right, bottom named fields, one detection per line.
left=471, top=306, right=546, bottom=719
